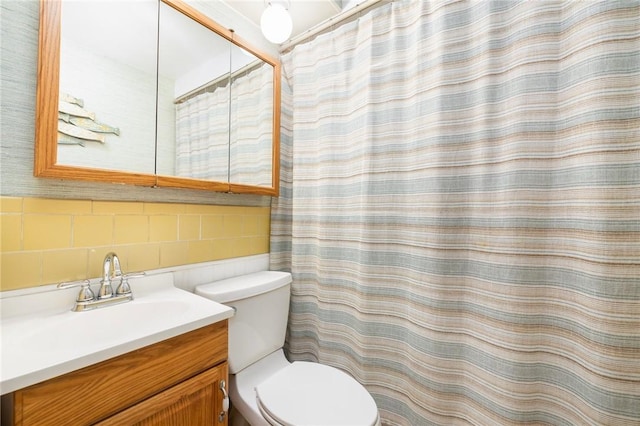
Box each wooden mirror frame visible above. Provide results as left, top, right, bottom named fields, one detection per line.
left=35, top=0, right=281, bottom=196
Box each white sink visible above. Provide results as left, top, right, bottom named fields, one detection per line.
left=0, top=273, right=234, bottom=395
left=20, top=300, right=190, bottom=352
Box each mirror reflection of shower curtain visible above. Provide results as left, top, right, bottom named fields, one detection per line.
left=175, top=86, right=230, bottom=181
left=229, top=64, right=274, bottom=187
left=174, top=64, right=272, bottom=185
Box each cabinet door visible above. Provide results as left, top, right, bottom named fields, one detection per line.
left=96, top=364, right=228, bottom=426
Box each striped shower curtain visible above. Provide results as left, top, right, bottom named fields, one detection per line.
left=229, top=63, right=274, bottom=186
left=270, top=1, right=640, bottom=425
left=175, top=86, right=230, bottom=181
left=174, top=64, right=273, bottom=184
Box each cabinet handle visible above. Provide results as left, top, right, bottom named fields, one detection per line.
left=219, top=380, right=229, bottom=423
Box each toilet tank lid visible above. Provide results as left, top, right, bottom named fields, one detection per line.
left=195, top=271, right=292, bottom=304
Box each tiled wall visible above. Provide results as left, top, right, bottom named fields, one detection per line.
left=0, top=196, right=270, bottom=291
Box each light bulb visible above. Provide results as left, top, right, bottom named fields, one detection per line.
left=260, top=3, right=292, bottom=44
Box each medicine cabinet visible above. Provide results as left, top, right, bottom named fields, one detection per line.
left=35, top=0, right=280, bottom=196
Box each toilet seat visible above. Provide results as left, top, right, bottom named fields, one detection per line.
left=255, top=361, right=379, bottom=426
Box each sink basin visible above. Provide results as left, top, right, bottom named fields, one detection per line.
left=0, top=273, right=234, bottom=395
left=20, top=300, right=190, bottom=352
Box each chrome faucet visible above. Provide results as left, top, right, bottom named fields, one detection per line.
left=57, top=252, right=144, bottom=312
left=99, top=252, right=121, bottom=299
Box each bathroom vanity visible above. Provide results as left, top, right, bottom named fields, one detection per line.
left=1, top=274, right=234, bottom=425
left=4, top=322, right=228, bottom=425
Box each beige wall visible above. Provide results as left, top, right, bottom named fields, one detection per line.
left=0, top=196, right=270, bottom=291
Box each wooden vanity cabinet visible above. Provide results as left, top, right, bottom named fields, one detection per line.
left=96, top=366, right=226, bottom=426
left=3, top=320, right=228, bottom=426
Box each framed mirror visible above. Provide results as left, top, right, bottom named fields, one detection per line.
left=35, top=0, right=281, bottom=195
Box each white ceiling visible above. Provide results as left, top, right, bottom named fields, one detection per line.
left=221, top=0, right=343, bottom=41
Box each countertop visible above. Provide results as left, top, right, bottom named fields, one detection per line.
left=0, top=273, right=234, bottom=395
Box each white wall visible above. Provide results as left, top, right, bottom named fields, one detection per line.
left=58, top=39, right=158, bottom=173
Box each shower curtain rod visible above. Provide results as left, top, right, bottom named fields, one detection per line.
left=279, top=0, right=389, bottom=53
left=174, top=59, right=262, bottom=104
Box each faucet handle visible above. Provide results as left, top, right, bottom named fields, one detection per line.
left=57, top=279, right=95, bottom=302
left=115, top=272, right=145, bottom=296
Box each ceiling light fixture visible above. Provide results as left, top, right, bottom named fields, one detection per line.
left=260, top=1, right=292, bottom=44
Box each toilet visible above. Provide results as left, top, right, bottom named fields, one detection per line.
left=195, top=271, right=380, bottom=426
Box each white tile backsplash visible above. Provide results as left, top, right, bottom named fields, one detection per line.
left=172, top=254, right=270, bottom=293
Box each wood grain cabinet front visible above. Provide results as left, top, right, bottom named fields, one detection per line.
left=2, top=320, right=228, bottom=426
left=96, top=364, right=228, bottom=426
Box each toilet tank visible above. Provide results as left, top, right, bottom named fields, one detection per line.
left=195, top=271, right=292, bottom=374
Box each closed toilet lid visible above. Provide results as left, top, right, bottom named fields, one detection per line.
left=255, top=361, right=379, bottom=426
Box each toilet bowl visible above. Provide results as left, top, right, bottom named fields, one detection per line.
left=196, top=271, right=380, bottom=426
